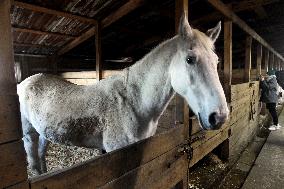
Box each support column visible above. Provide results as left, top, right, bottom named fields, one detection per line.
left=0, top=0, right=28, bottom=188
left=223, top=20, right=232, bottom=102
left=264, top=49, right=269, bottom=73
left=95, top=21, right=102, bottom=82
left=175, top=0, right=189, bottom=128
left=244, top=36, right=252, bottom=82
left=269, top=52, right=274, bottom=70
left=256, top=43, right=262, bottom=77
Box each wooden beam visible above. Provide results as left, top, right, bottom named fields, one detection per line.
left=175, top=0, right=189, bottom=126
left=264, top=49, right=269, bottom=72
left=12, top=1, right=97, bottom=24
left=13, top=27, right=76, bottom=39
left=207, top=0, right=284, bottom=62
left=58, top=0, right=145, bottom=55
left=13, top=42, right=57, bottom=49
left=244, top=36, right=252, bottom=82
left=0, top=0, right=28, bottom=188
left=224, top=21, right=233, bottom=102
left=57, top=27, right=96, bottom=55
left=269, top=52, right=274, bottom=70
left=95, top=22, right=102, bottom=82
left=192, top=0, right=276, bottom=25
left=102, top=0, right=144, bottom=28
left=256, top=43, right=262, bottom=77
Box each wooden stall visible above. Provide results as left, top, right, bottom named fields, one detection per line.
left=1, top=0, right=284, bottom=188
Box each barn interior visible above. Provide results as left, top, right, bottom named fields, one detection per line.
left=2, top=0, right=284, bottom=188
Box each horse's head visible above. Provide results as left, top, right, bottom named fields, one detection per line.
left=169, top=15, right=229, bottom=130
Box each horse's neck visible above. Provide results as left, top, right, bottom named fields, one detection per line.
left=127, top=37, right=178, bottom=121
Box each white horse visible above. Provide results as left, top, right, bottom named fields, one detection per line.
left=17, top=15, right=229, bottom=175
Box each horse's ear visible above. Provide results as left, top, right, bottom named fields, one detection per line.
left=178, top=12, right=193, bottom=39
left=206, top=21, right=221, bottom=43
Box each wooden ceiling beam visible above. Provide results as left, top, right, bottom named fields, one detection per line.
left=57, top=0, right=145, bottom=56
left=207, top=0, right=284, bottom=61
left=12, top=0, right=97, bottom=25
left=13, top=42, right=57, bottom=49
left=192, top=0, right=277, bottom=25
left=13, top=27, right=76, bottom=39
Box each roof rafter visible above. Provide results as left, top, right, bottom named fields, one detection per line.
left=12, top=0, right=97, bottom=25
left=207, top=0, right=284, bottom=61
left=193, top=0, right=278, bottom=25
left=13, top=27, right=77, bottom=39
left=57, top=0, right=145, bottom=56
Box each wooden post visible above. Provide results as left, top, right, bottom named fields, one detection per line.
left=95, top=21, right=102, bottom=82
left=213, top=21, right=232, bottom=161
left=244, top=36, right=252, bottom=82
left=224, top=20, right=232, bottom=102
left=175, top=1, right=189, bottom=188
left=264, top=49, right=269, bottom=73
left=269, top=52, right=274, bottom=70
left=175, top=0, right=189, bottom=127
left=256, top=43, right=262, bottom=78
left=0, top=0, right=28, bottom=188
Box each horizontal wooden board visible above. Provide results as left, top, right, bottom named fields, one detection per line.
left=0, top=109, right=22, bottom=144
left=101, top=146, right=187, bottom=189
left=0, top=140, right=28, bottom=188
left=30, top=125, right=186, bottom=189
left=189, top=126, right=230, bottom=167
left=65, top=78, right=96, bottom=85
left=60, top=70, right=123, bottom=79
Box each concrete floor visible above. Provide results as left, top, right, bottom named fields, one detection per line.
left=242, top=110, right=284, bottom=189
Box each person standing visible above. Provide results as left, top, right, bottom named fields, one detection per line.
left=260, top=69, right=281, bottom=131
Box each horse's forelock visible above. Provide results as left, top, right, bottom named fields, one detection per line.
left=192, top=29, right=214, bottom=51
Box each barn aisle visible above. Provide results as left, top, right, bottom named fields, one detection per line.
left=242, top=109, right=284, bottom=189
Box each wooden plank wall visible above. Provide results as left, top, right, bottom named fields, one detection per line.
left=59, top=70, right=123, bottom=85
left=229, top=81, right=261, bottom=160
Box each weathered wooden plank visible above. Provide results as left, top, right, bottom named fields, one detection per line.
left=231, top=82, right=251, bottom=94
left=0, top=109, right=22, bottom=144
left=0, top=1, right=28, bottom=187
left=0, top=141, right=27, bottom=188
left=224, top=20, right=233, bottom=102
left=231, top=87, right=252, bottom=102
left=13, top=1, right=97, bottom=24
left=189, top=126, right=229, bottom=167
left=30, top=125, right=186, bottom=189
left=101, top=146, right=187, bottom=189
left=230, top=95, right=251, bottom=110
left=191, top=125, right=230, bottom=150
left=60, top=70, right=123, bottom=79
left=0, top=0, right=17, bottom=95
left=13, top=27, right=76, bottom=39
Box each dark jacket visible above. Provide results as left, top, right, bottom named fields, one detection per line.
left=260, top=75, right=278, bottom=103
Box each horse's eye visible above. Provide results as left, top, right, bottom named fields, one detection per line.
left=186, top=56, right=195, bottom=65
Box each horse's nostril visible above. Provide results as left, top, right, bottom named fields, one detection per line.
left=209, top=112, right=217, bottom=126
